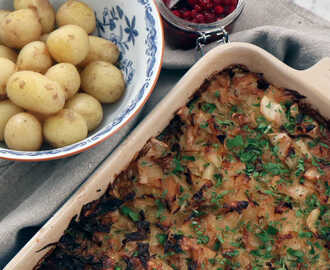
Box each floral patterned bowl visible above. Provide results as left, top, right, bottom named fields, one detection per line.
left=0, top=0, right=164, bottom=161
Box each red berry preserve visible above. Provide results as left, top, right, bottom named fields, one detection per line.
left=164, top=0, right=238, bottom=23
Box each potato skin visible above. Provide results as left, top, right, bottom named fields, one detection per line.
left=7, top=71, right=66, bottom=114
left=47, top=24, right=89, bottom=65
left=65, top=93, right=103, bottom=131
left=4, top=112, right=42, bottom=151
left=17, top=41, right=53, bottom=73
left=0, top=9, right=42, bottom=49
left=0, top=45, right=18, bottom=62
left=45, top=63, right=80, bottom=100
left=0, top=10, right=10, bottom=30
left=14, top=0, right=56, bottom=33
left=43, top=109, right=88, bottom=147
left=56, top=0, right=96, bottom=34
left=81, top=61, right=125, bottom=103
left=0, top=10, right=10, bottom=44
left=0, top=100, right=23, bottom=141
left=79, top=36, right=120, bottom=68
left=0, top=58, right=16, bottom=99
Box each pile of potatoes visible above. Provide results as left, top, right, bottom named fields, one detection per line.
left=0, top=0, right=125, bottom=151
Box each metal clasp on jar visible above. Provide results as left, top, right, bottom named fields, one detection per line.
left=195, top=27, right=229, bottom=57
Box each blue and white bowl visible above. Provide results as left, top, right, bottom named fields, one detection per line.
left=0, top=0, right=164, bottom=161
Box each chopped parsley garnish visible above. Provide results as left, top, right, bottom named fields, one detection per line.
left=216, top=119, right=234, bottom=126
left=156, top=233, right=167, bottom=245
left=201, top=103, right=216, bottom=113
left=226, top=135, right=244, bottom=149
left=182, top=155, right=196, bottom=161
left=200, top=121, right=209, bottom=129
left=120, top=206, right=140, bottom=222
left=172, top=158, right=184, bottom=175
left=263, top=162, right=289, bottom=176
left=156, top=199, right=166, bottom=221
left=295, top=158, right=305, bottom=177
left=287, top=248, right=304, bottom=261
left=214, top=174, right=223, bottom=187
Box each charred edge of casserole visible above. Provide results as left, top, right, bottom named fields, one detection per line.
left=34, top=65, right=330, bottom=270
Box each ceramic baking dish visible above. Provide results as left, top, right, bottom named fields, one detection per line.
left=5, top=42, right=330, bottom=270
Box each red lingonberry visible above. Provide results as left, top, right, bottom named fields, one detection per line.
left=215, top=5, right=224, bottom=14
left=204, top=11, right=216, bottom=23
left=187, top=0, right=197, bottom=7
left=199, top=0, right=210, bottom=9
left=196, top=13, right=205, bottom=23
left=223, top=0, right=232, bottom=5
left=172, top=10, right=181, bottom=17
left=194, top=4, right=202, bottom=11
left=182, top=10, right=192, bottom=19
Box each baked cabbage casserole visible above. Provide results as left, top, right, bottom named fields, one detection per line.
left=36, top=66, right=330, bottom=270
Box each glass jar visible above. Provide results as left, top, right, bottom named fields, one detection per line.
left=155, top=0, right=245, bottom=50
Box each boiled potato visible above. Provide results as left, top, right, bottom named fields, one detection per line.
left=4, top=112, right=42, bottom=151
left=56, top=0, right=96, bottom=34
left=45, top=63, right=80, bottom=99
left=65, top=93, right=103, bottom=131
left=14, top=0, right=56, bottom=33
left=17, top=41, right=53, bottom=73
left=0, top=100, right=23, bottom=141
left=0, top=58, right=16, bottom=99
left=43, top=109, right=88, bottom=147
left=0, top=45, right=18, bottom=62
left=47, top=24, right=89, bottom=65
left=81, top=61, right=125, bottom=103
left=7, top=71, right=66, bottom=114
left=79, top=36, right=120, bottom=67
left=0, top=9, right=42, bottom=49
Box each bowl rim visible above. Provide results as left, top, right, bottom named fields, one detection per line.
left=0, top=0, right=165, bottom=162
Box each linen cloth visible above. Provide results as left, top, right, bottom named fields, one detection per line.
left=1, top=0, right=330, bottom=268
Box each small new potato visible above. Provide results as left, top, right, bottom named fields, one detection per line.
left=81, top=61, right=125, bottom=103
left=17, top=41, right=53, bottom=73
left=4, top=112, right=42, bottom=151
left=0, top=45, right=18, bottom=62
left=65, top=93, right=103, bottom=131
left=45, top=63, right=80, bottom=99
left=0, top=58, right=16, bottom=98
left=0, top=100, right=23, bottom=141
left=56, top=0, right=96, bottom=34
left=7, top=71, right=66, bottom=114
left=79, top=36, right=120, bottom=67
left=0, top=9, right=42, bottom=49
left=43, top=109, right=88, bottom=148
left=46, top=24, right=89, bottom=65
left=14, top=0, right=56, bottom=33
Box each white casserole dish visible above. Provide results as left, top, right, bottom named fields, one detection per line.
left=5, top=42, right=330, bottom=270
